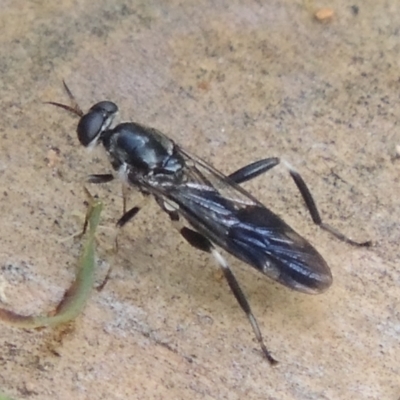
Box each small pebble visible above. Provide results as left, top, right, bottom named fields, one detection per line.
left=314, top=8, right=335, bottom=22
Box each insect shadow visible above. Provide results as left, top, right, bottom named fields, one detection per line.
left=48, top=82, right=370, bottom=364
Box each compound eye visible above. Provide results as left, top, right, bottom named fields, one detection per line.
left=77, top=111, right=106, bottom=147
left=77, top=102, right=118, bottom=147
left=90, top=101, right=118, bottom=115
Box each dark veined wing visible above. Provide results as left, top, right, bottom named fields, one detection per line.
left=158, top=148, right=333, bottom=294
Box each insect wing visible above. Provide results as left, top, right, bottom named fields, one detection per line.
left=226, top=205, right=332, bottom=293
left=162, top=148, right=332, bottom=294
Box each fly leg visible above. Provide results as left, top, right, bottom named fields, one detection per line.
left=166, top=210, right=277, bottom=364
left=87, top=173, right=145, bottom=231
left=87, top=174, right=115, bottom=184
left=281, top=161, right=371, bottom=247
left=91, top=204, right=143, bottom=291
left=228, top=157, right=280, bottom=184
left=86, top=175, right=145, bottom=289
left=117, top=206, right=141, bottom=228
left=229, top=158, right=370, bottom=247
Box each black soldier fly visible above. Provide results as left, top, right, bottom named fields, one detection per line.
left=48, top=82, right=370, bottom=364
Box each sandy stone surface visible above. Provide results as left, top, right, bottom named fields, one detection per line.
left=0, top=1, right=399, bottom=399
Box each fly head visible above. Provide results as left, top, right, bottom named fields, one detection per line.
left=47, top=81, right=118, bottom=149
left=77, top=101, right=118, bottom=148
